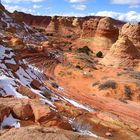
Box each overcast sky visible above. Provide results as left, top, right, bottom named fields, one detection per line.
left=2, top=0, right=140, bottom=22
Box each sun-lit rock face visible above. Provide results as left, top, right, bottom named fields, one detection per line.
left=12, top=10, right=52, bottom=27
left=0, top=125, right=97, bottom=140
left=101, top=35, right=140, bottom=67
left=79, top=17, right=125, bottom=54
left=95, top=17, right=119, bottom=40
left=101, top=23, right=140, bottom=67
left=121, top=23, right=140, bottom=50
left=81, top=17, right=124, bottom=39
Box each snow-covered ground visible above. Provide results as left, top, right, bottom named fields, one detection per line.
left=62, top=96, right=94, bottom=112
left=1, top=11, right=47, bottom=45
left=0, top=44, right=45, bottom=98
left=0, top=75, right=27, bottom=98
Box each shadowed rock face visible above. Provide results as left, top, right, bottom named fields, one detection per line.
left=0, top=4, right=5, bottom=11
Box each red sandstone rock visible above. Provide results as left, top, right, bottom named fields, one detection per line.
left=95, top=17, right=119, bottom=40
left=17, top=85, right=40, bottom=99
left=0, top=126, right=98, bottom=140
left=81, top=18, right=100, bottom=38
left=31, top=79, right=42, bottom=89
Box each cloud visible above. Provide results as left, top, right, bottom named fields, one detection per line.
left=4, top=4, right=39, bottom=15
left=67, top=0, right=87, bottom=3
left=33, top=4, right=42, bottom=9
left=90, top=11, right=140, bottom=22
left=47, top=12, right=86, bottom=17
left=111, top=0, right=140, bottom=5
left=3, top=0, right=44, bottom=4
left=72, top=4, right=86, bottom=10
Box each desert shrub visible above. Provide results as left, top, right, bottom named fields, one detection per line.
left=46, top=33, right=53, bottom=36
left=117, top=73, right=122, bottom=76
left=119, top=98, right=128, bottom=104
left=99, top=80, right=117, bottom=90
left=66, top=35, right=72, bottom=38
left=96, top=51, right=103, bottom=58
left=58, top=71, right=65, bottom=77
left=92, top=81, right=100, bottom=87
left=75, top=65, right=83, bottom=70
left=130, top=71, right=140, bottom=80
left=42, top=89, right=51, bottom=99
left=123, top=67, right=134, bottom=71
left=51, top=82, right=59, bottom=89
left=67, top=71, right=72, bottom=75
left=124, top=86, right=132, bottom=100
left=69, top=47, right=72, bottom=51
left=77, top=46, right=93, bottom=55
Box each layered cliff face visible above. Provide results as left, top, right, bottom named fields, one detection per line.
left=95, top=17, right=119, bottom=40
left=12, top=11, right=124, bottom=38
left=12, top=12, right=84, bottom=37
left=45, top=16, right=82, bottom=36
left=81, top=18, right=100, bottom=38
left=91, top=17, right=121, bottom=52
left=12, top=11, right=52, bottom=27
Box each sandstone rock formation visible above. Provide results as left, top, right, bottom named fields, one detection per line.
left=95, top=17, right=119, bottom=40
left=101, top=35, right=140, bottom=67
left=81, top=18, right=100, bottom=38
left=12, top=11, right=124, bottom=40
left=0, top=126, right=97, bottom=140
left=121, top=23, right=140, bottom=50
left=12, top=11, right=52, bottom=27
left=101, top=23, right=140, bottom=67
left=80, top=17, right=124, bottom=53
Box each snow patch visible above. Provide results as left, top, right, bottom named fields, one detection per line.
left=5, top=58, right=16, bottom=64
left=40, top=98, right=55, bottom=107
left=62, top=97, right=94, bottom=112
left=0, top=75, right=27, bottom=98
left=0, top=114, right=20, bottom=130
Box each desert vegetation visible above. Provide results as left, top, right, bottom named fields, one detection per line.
left=98, top=80, right=117, bottom=90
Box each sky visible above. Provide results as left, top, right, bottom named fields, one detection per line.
left=1, top=0, right=140, bottom=22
